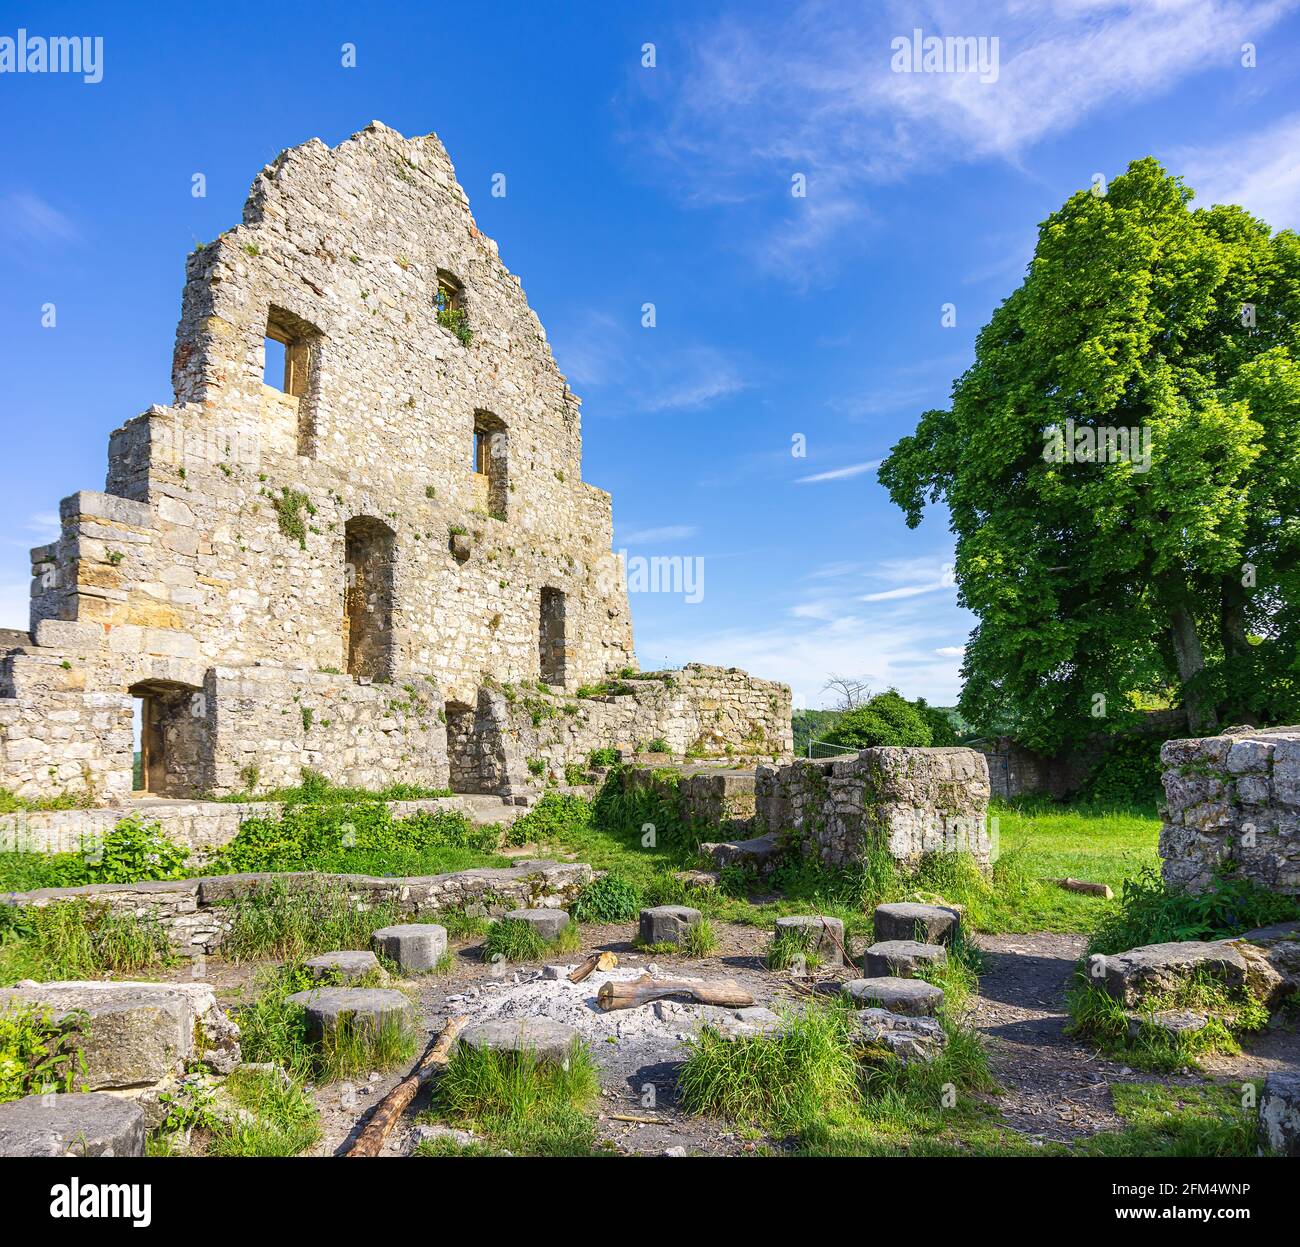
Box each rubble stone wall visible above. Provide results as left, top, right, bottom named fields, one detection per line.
left=0, top=860, right=592, bottom=958
left=1160, top=727, right=1300, bottom=895
left=754, top=747, right=992, bottom=868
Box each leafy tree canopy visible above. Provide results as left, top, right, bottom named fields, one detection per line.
left=879, top=158, right=1300, bottom=751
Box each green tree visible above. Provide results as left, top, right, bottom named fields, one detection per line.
left=879, top=158, right=1300, bottom=751
left=824, top=690, right=932, bottom=749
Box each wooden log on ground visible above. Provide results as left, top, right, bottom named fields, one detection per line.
left=569, top=951, right=618, bottom=983
left=1052, top=877, right=1114, bottom=900
left=344, top=1014, right=468, bottom=1157
left=596, top=974, right=754, bottom=1012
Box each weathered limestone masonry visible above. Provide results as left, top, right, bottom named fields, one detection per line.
left=1, top=860, right=591, bottom=959
left=1160, top=726, right=1300, bottom=895
left=754, top=748, right=992, bottom=869
left=0, top=122, right=791, bottom=804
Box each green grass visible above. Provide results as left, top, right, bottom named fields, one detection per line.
left=1069, top=1080, right=1260, bottom=1157
left=214, top=767, right=453, bottom=806
left=217, top=878, right=404, bottom=963
left=0, top=900, right=172, bottom=985
left=481, top=916, right=581, bottom=964
left=233, top=960, right=419, bottom=1084
left=422, top=1038, right=604, bottom=1157
left=1065, top=970, right=1270, bottom=1072
left=206, top=1067, right=321, bottom=1157
left=0, top=1002, right=86, bottom=1103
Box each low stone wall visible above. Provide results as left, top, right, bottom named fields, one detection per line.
left=754, top=748, right=992, bottom=869
left=0, top=795, right=511, bottom=857
left=0, top=860, right=592, bottom=958
left=1160, top=727, right=1300, bottom=895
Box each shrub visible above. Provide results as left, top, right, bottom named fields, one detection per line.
left=646, top=738, right=670, bottom=754
left=0, top=1004, right=85, bottom=1103
left=1086, top=864, right=1300, bottom=959
left=506, top=791, right=592, bottom=848
left=571, top=873, right=641, bottom=923
left=1081, top=736, right=1165, bottom=807
left=587, top=748, right=619, bottom=768
left=824, top=690, right=932, bottom=750
left=0, top=818, right=189, bottom=891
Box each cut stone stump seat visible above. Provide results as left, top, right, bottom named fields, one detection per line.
left=873, top=902, right=961, bottom=947
left=773, top=915, right=845, bottom=966
left=504, top=909, right=570, bottom=940
left=639, top=905, right=703, bottom=946
left=304, top=950, right=386, bottom=984
left=285, top=987, right=418, bottom=1043
left=861, top=940, right=947, bottom=979
left=458, top=1018, right=582, bottom=1067
left=1259, top=1071, right=1300, bottom=1156
left=843, top=976, right=944, bottom=1016
left=0, top=1092, right=146, bottom=1157
left=371, top=923, right=448, bottom=973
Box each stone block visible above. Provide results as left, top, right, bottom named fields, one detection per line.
left=843, top=976, right=944, bottom=1016
left=639, top=905, right=703, bottom=947
left=1259, top=1071, right=1300, bottom=1157
left=285, top=987, right=417, bottom=1044
left=860, top=940, right=947, bottom=979
left=371, top=923, right=448, bottom=973
left=873, top=902, right=961, bottom=946
left=304, top=950, right=386, bottom=984
left=856, top=1008, right=946, bottom=1062
left=504, top=909, right=570, bottom=940
left=32, top=619, right=102, bottom=652
left=0, top=1092, right=145, bottom=1157
left=773, top=914, right=845, bottom=965
left=459, top=1017, right=581, bottom=1067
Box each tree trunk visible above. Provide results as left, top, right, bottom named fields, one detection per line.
left=1219, top=575, right=1252, bottom=659
left=1169, top=603, right=1217, bottom=733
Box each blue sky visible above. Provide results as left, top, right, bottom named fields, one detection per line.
left=3, top=0, right=1299, bottom=709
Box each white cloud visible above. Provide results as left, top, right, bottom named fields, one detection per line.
left=0, top=192, right=80, bottom=247
left=635, top=0, right=1292, bottom=280
left=1174, top=112, right=1300, bottom=228
left=935, top=645, right=966, bottom=657
left=620, top=524, right=698, bottom=545
left=861, top=580, right=951, bottom=602
left=794, top=459, right=882, bottom=483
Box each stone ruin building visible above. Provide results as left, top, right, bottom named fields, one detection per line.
left=0, top=122, right=792, bottom=807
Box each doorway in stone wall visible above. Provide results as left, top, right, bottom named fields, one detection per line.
left=445, top=700, right=479, bottom=793
left=539, top=587, right=567, bottom=687
left=344, top=516, right=396, bottom=681
left=129, top=681, right=207, bottom=796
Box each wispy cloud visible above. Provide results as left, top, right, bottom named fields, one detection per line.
left=1174, top=111, right=1300, bottom=228
left=0, top=192, right=81, bottom=247
left=634, top=0, right=1292, bottom=281
left=620, top=524, right=698, bottom=545
left=794, top=459, right=881, bottom=483
left=552, top=313, right=750, bottom=416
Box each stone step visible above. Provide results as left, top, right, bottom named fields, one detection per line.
left=285, top=987, right=418, bottom=1043
left=842, top=976, right=944, bottom=1016
left=873, top=901, right=961, bottom=947
left=504, top=909, right=570, bottom=940
left=371, top=923, right=448, bottom=973
left=0, top=1092, right=145, bottom=1157
left=458, top=1017, right=582, bottom=1067
left=860, top=940, right=947, bottom=979
left=304, top=950, right=386, bottom=984
left=772, top=915, right=845, bottom=966
left=639, top=905, right=703, bottom=946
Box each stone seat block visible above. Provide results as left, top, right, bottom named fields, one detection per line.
left=459, top=1017, right=581, bottom=1067
left=843, top=976, right=944, bottom=1016
left=285, top=987, right=417, bottom=1044
left=371, top=923, right=448, bottom=973
left=0, top=1092, right=145, bottom=1157
left=873, top=902, right=961, bottom=947
left=504, top=909, right=570, bottom=940
left=860, top=940, right=947, bottom=979
left=303, top=950, right=386, bottom=984
left=639, top=906, right=703, bottom=946
left=773, top=915, right=845, bottom=965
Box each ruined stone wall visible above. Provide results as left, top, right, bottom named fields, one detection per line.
left=754, top=748, right=992, bottom=869
left=0, top=860, right=592, bottom=959
left=502, top=665, right=794, bottom=783
left=1160, top=727, right=1300, bottom=895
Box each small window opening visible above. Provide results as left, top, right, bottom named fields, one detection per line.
left=263, top=305, right=321, bottom=455
left=435, top=270, right=472, bottom=345
left=540, top=587, right=567, bottom=687
left=472, top=411, right=508, bottom=520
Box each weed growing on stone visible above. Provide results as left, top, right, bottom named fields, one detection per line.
left=206, top=1066, right=321, bottom=1157
left=319, top=1012, right=420, bottom=1084
left=0, top=1003, right=86, bottom=1103
left=1065, top=970, right=1269, bottom=1072
left=765, top=925, right=824, bottom=972
left=683, top=917, right=719, bottom=957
